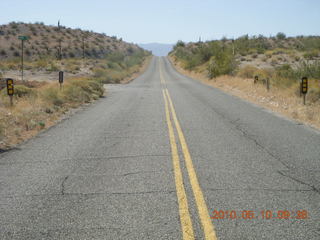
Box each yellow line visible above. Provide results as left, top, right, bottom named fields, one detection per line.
left=162, top=89, right=195, bottom=240
left=159, top=58, right=166, bottom=85
left=165, top=89, right=218, bottom=240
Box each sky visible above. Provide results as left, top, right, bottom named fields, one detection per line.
left=1, top=0, right=320, bottom=44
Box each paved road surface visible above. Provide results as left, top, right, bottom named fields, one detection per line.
left=1, top=57, right=319, bottom=239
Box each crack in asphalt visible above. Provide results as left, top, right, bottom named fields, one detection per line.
left=174, top=78, right=293, bottom=171
left=0, top=154, right=171, bottom=165
left=173, top=78, right=320, bottom=195
left=205, top=187, right=313, bottom=192
left=1, top=190, right=176, bottom=199
left=1, top=226, right=132, bottom=235
left=277, top=170, right=320, bottom=195
left=231, top=121, right=291, bottom=169
left=60, top=176, right=69, bottom=195
left=120, top=170, right=171, bottom=177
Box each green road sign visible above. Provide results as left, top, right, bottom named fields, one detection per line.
left=18, top=36, right=29, bottom=41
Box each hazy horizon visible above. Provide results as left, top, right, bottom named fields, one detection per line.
left=138, top=43, right=174, bottom=56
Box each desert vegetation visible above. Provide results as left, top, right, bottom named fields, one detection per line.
left=170, top=33, right=320, bottom=128
left=0, top=76, right=104, bottom=148
left=171, top=34, right=320, bottom=101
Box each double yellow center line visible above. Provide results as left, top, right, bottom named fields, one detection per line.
left=160, top=63, right=217, bottom=240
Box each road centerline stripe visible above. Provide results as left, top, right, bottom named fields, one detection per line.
left=165, top=89, right=218, bottom=240
left=162, top=89, right=195, bottom=240
left=160, top=59, right=166, bottom=85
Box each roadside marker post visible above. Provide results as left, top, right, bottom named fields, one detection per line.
left=266, top=78, right=270, bottom=91
left=232, top=39, right=235, bottom=55
left=6, top=78, right=14, bottom=106
left=301, top=77, right=308, bottom=105
left=58, top=20, right=62, bottom=60
left=59, top=71, right=64, bottom=90
left=18, top=36, right=29, bottom=82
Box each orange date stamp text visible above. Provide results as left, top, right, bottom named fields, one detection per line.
left=211, top=209, right=309, bottom=220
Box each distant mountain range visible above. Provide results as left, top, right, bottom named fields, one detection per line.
left=138, top=43, right=174, bottom=56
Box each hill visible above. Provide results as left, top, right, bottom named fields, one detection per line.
left=171, top=34, right=320, bottom=73
left=0, top=21, right=145, bottom=60
left=139, top=43, right=173, bottom=56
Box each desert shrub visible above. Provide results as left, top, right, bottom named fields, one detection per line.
left=35, top=59, right=49, bottom=69
left=105, top=52, right=125, bottom=63
left=10, top=22, right=18, bottom=29
left=13, top=51, right=20, bottom=57
left=207, top=51, right=238, bottom=78
left=14, top=85, right=37, bottom=98
left=237, top=65, right=259, bottom=78
left=25, top=49, right=31, bottom=56
left=270, top=58, right=278, bottom=66
left=103, top=70, right=126, bottom=84
left=62, top=78, right=104, bottom=102
left=64, top=60, right=80, bottom=73
left=303, top=50, right=319, bottom=60
left=41, top=87, right=64, bottom=106
left=46, top=62, right=59, bottom=72
left=275, top=64, right=295, bottom=79
left=308, top=87, right=320, bottom=103
left=107, top=61, right=121, bottom=70
left=62, top=85, right=91, bottom=103
left=294, top=61, right=320, bottom=79
left=0, top=123, right=4, bottom=141
left=87, top=80, right=104, bottom=97
left=176, top=40, right=185, bottom=48
left=93, top=68, right=108, bottom=79
left=254, top=68, right=273, bottom=81
left=68, top=52, right=75, bottom=58
left=276, top=32, right=286, bottom=40
left=184, top=54, right=203, bottom=70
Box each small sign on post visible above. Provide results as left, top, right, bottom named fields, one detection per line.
left=301, top=77, right=308, bottom=105
left=59, top=71, right=64, bottom=90
left=18, top=36, right=29, bottom=82
left=6, top=78, right=14, bottom=106
left=18, top=36, right=28, bottom=41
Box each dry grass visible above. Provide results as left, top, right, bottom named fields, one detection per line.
left=169, top=56, right=320, bottom=130
left=120, top=55, right=152, bottom=84
left=0, top=77, right=104, bottom=149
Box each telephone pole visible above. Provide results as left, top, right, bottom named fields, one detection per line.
left=232, top=39, right=235, bottom=55
left=18, top=36, right=29, bottom=81
left=82, top=35, right=85, bottom=60
left=58, top=20, right=62, bottom=60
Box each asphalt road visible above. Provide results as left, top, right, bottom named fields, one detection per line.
left=0, top=56, right=319, bottom=239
